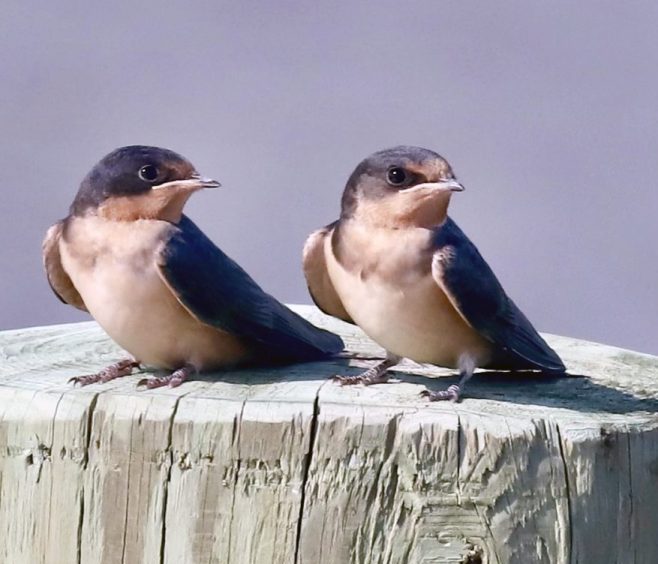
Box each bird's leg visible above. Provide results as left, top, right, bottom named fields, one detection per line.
left=334, top=352, right=402, bottom=386
left=137, top=364, right=196, bottom=390
left=69, top=359, right=141, bottom=386
left=421, top=354, right=475, bottom=402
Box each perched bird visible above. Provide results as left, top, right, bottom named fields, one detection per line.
left=303, top=146, right=565, bottom=401
left=43, top=145, right=343, bottom=388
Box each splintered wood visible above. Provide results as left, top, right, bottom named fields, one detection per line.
left=1, top=306, right=657, bottom=564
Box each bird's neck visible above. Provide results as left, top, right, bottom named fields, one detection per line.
left=346, top=196, right=451, bottom=230
left=94, top=192, right=193, bottom=223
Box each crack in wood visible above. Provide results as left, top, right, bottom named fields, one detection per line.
left=159, top=393, right=184, bottom=564
left=294, top=385, right=322, bottom=564
left=227, top=397, right=247, bottom=564
left=77, top=391, right=99, bottom=564
left=120, top=410, right=135, bottom=564
left=555, top=423, right=573, bottom=564
left=626, top=432, right=636, bottom=563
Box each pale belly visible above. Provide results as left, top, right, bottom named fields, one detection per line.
left=326, top=240, right=491, bottom=368
left=59, top=217, right=249, bottom=370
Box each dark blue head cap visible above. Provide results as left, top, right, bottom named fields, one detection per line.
left=70, top=145, right=196, bottom=215
left=340, top=146, right=455, bottom=217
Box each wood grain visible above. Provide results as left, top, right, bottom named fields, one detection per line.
left=1, top=306, right=657, bottom=563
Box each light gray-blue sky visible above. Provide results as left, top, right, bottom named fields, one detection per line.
left=1, top=1, right=657, bottom=354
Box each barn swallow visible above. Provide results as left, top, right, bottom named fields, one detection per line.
left=303, top=146, right=565, bottom=401
left=43, top=145, right=343, bottom=388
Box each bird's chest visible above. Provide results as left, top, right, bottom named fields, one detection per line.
left=59, top=217, right=174, bottom=321
left=58, top=216, right=226, bottom=368
left=325, top=224, right=488, bottom=365
left=325, top=227, right=440, bottom=330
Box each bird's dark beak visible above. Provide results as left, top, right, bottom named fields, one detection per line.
left=401, top=179, right=465, bottom=193
left=437, top=179, right=465, bottom=192
left=191, top=173, right=221, bottom=189
left=152, top=174, right=221, bottom=191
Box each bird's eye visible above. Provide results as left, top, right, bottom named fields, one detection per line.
left=138, top=165, right=159, bottom=182
left=386, top=167, right=407, bottom=186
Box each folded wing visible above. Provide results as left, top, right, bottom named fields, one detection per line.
left=431, top=218, right=565, bottom=372
left=158, top=216, right=344, bottom=361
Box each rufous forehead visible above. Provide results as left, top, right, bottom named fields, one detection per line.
left=405, top=159, right=452, bottom=181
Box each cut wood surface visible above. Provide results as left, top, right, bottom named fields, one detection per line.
left=1, top=305, right=657, bottom=564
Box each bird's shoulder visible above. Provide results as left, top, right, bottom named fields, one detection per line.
left=302, top=223, right=333, bottom=270
left=42, top=220, right=87, bottom=311
left=431, top=217, right=506, bottom=315
left=303, top=221, right=353, bottom=323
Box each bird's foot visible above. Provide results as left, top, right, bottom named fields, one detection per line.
left=333, top=353, right=401, bottom=386
left=420, top=384, right=462, bottom=402
left=137, top=365, right=194, bottom=389
left=333, top=367, right=392, bottom=386
left=69, top=359, right=141, bottom=386
left=421, top=357, right=475, bottom=402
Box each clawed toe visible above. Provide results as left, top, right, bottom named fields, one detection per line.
left=420, top=384, right=462, bottom=402
left=69, top=374, right=100, bottom=386
left=68, top=359, right=140, bottom=387
left=333, top=353, right=400, bottom=387
left=136, top=376, right=179, bottom=389
left=333, top=374, right=372, bottom=386
left=136, top=377, right=162, bottom=389
left=333, top=372, right=389, bottom=386
left=332, top=369, right=391, bottom=386
left=136, top=366, right=193, bottom=390
left=332, top=374, right=357, bottom=386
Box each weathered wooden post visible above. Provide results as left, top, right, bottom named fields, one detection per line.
left=1, top=305, right=657, bottom=563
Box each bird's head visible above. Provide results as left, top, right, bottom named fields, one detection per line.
left=340, top=146, right=463, bottom=228
left=70, top=145, right=220, bottom=222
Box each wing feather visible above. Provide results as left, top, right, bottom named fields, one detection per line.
left=157, top=216, right=344, bottom=361
left=431, top=218, right=565, bottom=372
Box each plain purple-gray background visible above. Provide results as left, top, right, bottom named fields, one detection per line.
left=1, top=2, right=656, bottom=355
